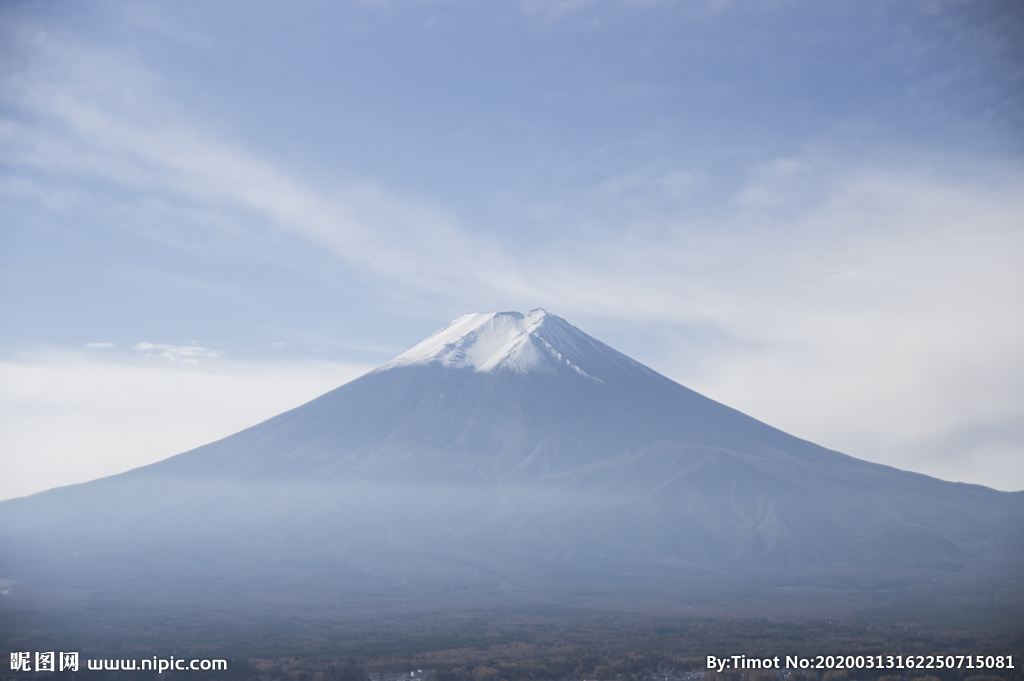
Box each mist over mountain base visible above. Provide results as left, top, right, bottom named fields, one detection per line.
left=3, top=514, right=1022, bottom=658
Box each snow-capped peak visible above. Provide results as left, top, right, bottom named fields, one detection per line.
left=379, top=308, right=612, bottom=378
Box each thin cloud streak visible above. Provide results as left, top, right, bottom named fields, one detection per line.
left=131, top=341, right=223, bottom=363
left=2, top=29, right=510, bottom=296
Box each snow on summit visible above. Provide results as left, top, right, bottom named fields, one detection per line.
left=382, top=309, right=564, bottom=373
left=379, top=309, right=643, bottom=380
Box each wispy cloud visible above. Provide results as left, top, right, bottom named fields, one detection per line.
left=1, top=28, right=507, bottom=299
left=131, top=342, right=223, bottom=363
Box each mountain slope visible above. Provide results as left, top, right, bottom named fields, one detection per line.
left=1, top=309, right=1022, bottom=621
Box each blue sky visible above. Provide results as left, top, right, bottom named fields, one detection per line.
left=2, top=0, right=1023, bottom=499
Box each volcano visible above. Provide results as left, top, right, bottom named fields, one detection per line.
left=1, top=309, right=1022, bottom=625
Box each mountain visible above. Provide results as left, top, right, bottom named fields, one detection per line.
left=1, top=309, right=1022, bottom=628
